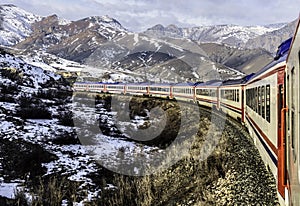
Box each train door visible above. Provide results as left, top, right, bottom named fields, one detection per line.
left=277, top=69, right=286, bottom=198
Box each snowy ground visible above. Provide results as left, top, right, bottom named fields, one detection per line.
left=0, top=93, right=165, bottom=204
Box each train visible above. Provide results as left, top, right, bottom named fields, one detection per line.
left=73, top=17, right=300, bottom=205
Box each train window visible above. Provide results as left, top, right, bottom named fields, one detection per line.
left=211, top=90, right=216, bottom=97
left=255, top=87, right=258, bottom=113
left=261, top=86, right=265, bottom=119
left=233, top=90, right=235, bottom=101
left=237, top=90, right=239, bottom=102
left=292, top=111, right=295, bottom=151
left=234, top=90, right=236, bottom=101
left=250, top=89, right=253, bottom=109
left=248, top=89, right=250, bottom=106
left=253, top=88, right=255, bottom=110
left=253, top=88, right=255, bottom=111
left=248, top=89, right=251, bottom=108
left=266, top=85, right=270, bottom=122
left=250, top=89, right=253, bottom=110
left=249, top=89, right=251, bottom=106
left=258, top=87, right=261, bottom=115
left=197, top=89, right=211, bottom=96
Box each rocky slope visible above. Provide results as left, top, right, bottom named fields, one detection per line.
left=0, top=48, right=105, bottom=204
left=0, top=4, right=41, bottom=46
left=245, top=19, right=298, bottom=54
left=12, top=14, right=244, bottom=81
left=144, top=22, right=288, bottom=50
left=200, top=43, right=274, bottom=74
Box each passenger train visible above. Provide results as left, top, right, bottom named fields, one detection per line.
left=73, top=18, right=300, bottom=205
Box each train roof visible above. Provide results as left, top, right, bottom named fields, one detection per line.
left=74, top=81, right=125, bottom=85
left=148, top=83, right=172, bottom=86
left=195, top=79, right=223, bottom=86
left=172, top=82, right=196, bottom=87
left=126, top=82, right=149, bottom=86
left=221, top=73, right=254, bottom=86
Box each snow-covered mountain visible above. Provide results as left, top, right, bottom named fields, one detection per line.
left=245, top=19, right=298, bottom=54
left=0, top=4, right=41, bottom=46
left=4, top=7, right=244, bottom=82
left=0, top=4, right=296, bottom=81
left=145, top=23, right=287, bottom=48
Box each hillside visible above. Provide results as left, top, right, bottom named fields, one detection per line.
left=0, top=4, right=41, bottom=46
left=0, top=48, right=107, bottom=204
left=0, top=4, right=297, bottom=82
left=144, top=22, right=287, bottom=50
left=200, top=43, right=273, bottom=74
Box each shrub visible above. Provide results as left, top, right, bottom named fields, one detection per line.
left=17, top=106, right=52, bottom=119
left=57, top=110, right=74, bottom=127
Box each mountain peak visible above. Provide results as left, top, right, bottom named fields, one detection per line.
left=85, top=15, right=118, bottom=24
left=82, top=15, right=126, bottom=31
left=148, top=24, right=165, bottom=30
left=167, top=24, right=179, bottom=29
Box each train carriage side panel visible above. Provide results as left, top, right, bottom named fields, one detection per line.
left=245, top=59, right=287, bottom=205
left=195, top=86, right=218, bottom=108
left=245, top=73, right=280, bottom=199
left=126, top=83, right=149, bottom=96
left=106, top=83, right=126, bottom=94
left=219, top=85, right=243, bottom=121
left=149, top=84, right=172, bottom=99
left=195, top=80, right=222, bottom=109
left=285, top=17, right=300, bottom=206
left=172, top=83, right=196, bottom=102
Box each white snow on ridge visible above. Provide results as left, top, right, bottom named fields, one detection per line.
left=0, top=51, right=62, bottom=89
left=0, top=4, right=41, bottom=46
left=133, top=33, right=139, bottom=45
left=58, top=17, right=71, bottom=25
left=182, top=23, right=285, bottom=44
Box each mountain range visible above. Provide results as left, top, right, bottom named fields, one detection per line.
left=0, top=4, right=298, bottom=82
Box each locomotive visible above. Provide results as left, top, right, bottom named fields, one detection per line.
left=73, top=17, right=300, bottom=205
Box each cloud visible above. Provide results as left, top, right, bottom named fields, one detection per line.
left=3, top=0, right=299, bottom=31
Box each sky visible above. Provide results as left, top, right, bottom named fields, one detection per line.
left=2, top=0, right=300, bottom=31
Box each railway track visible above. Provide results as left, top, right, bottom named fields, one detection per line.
left=73, top=92, right=279, bottom=205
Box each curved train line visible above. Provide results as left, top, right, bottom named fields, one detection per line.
left=73, top=17, right=300, bottom=205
